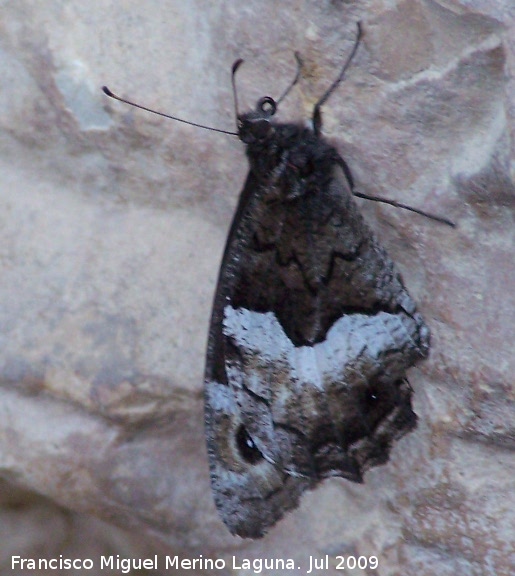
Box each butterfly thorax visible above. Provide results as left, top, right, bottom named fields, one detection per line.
left=238, top=112, right=337, bottom=200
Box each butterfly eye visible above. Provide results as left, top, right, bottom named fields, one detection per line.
left=236, top=425, right=264, bottom=464
left=257, top=96, right=277, bottom=117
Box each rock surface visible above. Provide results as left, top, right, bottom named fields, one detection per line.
left=0, top=1, right=514, bottom=575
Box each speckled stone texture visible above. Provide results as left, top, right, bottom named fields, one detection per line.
left=0, top=1, right=513, bottom=575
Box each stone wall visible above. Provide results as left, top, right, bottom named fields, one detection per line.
left=0, top=1, right=513, bottom=575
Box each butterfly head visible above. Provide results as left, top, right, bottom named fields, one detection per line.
left=237, top=96, right=278, bottom=144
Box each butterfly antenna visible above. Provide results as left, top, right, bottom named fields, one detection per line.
left=231, top=59, right=245, bottom=132
left=313, top=22, right=362, bottom=136
left=276, top=52, right=303, bottom=105
left=102, top=86, right=237, bottom=136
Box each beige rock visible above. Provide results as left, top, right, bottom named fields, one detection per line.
left=0, top=1, right=513, bottom=575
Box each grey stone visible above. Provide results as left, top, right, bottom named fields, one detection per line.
left=0, top=1, right=513, bottom=574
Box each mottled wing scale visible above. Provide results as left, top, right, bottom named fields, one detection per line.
left=204, top=129, right=429, bottom=537
left=100, top=22, right=430, bottom=541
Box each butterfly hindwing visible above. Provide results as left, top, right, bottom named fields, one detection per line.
left=204, top=127, right=428, bottom=538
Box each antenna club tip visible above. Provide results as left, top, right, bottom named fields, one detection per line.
left=232, top=59, right=244, bottom=75
left=102, top=86, right=115, bottom=97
